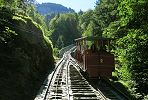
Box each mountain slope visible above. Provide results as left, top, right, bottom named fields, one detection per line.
left=36, top=3, right=75, bottom=15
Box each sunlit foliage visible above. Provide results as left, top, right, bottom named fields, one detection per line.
left=49, top=13, right=81, bottom=49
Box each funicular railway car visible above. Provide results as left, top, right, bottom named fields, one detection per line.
left=75, top=36, right=115, bottom=78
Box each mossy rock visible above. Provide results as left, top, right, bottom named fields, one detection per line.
left=0, top=7, right=54, bottom=100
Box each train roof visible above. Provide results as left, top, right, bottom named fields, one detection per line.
left=75, top=36, right=113, bottom=41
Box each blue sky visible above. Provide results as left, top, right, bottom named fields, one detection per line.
left=36, top=0, right=97, bottom=12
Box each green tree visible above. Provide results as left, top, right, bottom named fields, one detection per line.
left=103, top=0, right=148, bottom=98
left=93, top=0, right=119, bottom=35
left=49, top=13, right=81, bottom=49
left=79, top=9, right=93, bottom=34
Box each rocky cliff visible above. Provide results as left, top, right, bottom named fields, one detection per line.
left=0, top=7, right=54, bottom=100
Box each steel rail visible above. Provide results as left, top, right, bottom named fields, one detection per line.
left=43, top=56, right=65, bottom=100
left=43, top=46, right=75, bottom=100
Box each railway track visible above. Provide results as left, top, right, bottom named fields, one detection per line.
left=35, top=47, right=128, bottom=100
left=43, top=49, right=107, bottom=100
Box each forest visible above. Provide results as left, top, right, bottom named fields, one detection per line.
left=77, top=0, right=148, bottom=99
left=0, top=0, right=148, bottom=99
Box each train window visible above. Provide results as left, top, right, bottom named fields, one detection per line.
left=75, top=36, right=113, bottom=53
left=90, top=43, right=97, bottom=52
left=86, top=41, right=92, bottom=50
